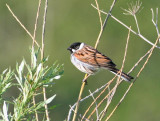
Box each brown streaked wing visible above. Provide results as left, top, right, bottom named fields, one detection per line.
left=73, top=45, right=116, bottom=68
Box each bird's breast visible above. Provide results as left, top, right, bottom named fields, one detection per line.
left=70, top=55, right=99, bottom=74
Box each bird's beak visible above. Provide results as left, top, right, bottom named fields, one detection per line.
left=67, top=47, right=71, bottom=51
left=67, top=47, right=73, bottom=53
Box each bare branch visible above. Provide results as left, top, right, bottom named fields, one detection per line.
left=67, top=78, right=112, bottom=121
left=41, top=0, right=50, bottom=121
left=41, top=0, right=48, bottom=60
left=106, top=35, right=160, bottom=121
left=92, top=4, right=160, bottom=49
left=151, top=8, right=160, bottom=42
left=72, top=74, right=90, bottom=121
left=99, top=27, right=131, bottom=120
left=94, top=0, right=103, bottom=28
left=81, top=76, right=117, bottom=120
left=32, top=0, right=42, bottom=48
left=94, top=0, right=117, bottom=49
left=89, top=90, right=99, bottom=121
left=32, top=1, right=42, bottom=120
left=6, top=4, right=40, bottom=48
left=98, top=86, right=111, bottom=119
left=134, top=14, right=141, bottom=34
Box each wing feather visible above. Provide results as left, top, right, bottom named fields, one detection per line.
left=73, top=45, right=116, bottom=68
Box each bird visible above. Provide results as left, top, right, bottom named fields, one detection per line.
left=67, top=42, right=133, bottom=82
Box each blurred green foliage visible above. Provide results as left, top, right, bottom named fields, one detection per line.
left=0, top=0, right=160, bottom=120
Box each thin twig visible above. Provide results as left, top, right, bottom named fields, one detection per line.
left=91, top=4, right=160, bottom=49
left=67, top=79, right=110, bottom=121
left=99, top=27, right=131, bottom=120
left=105, top=35, right=160, bottom=121
left=95, top=0, right=103, bottom=28
left=81, top=76, right=117, bottom=120
left=6, top=4, right=40, bottom=48
left=33, top=0, right=42, bottom=48
left=32, top=1, right=42, bottom=120
left=128, top=48, right=152, bottom=74
left=134, top=14, right=140, bottom=34
left=94, top=0, right=103, bottom=49
left=89, top=90, right=99, bottom=121
left=151, top=8, right=160, bottom=42
left=99, top=85, right=114, bottom=120
left=41, top=0, right=49, bottom=120
left=32, top=96, right=39, bottom=121
left=90, top=29, right=158, bottom=120
left=87, top=71, right=131, bottom=120
left=94, top=0, right=117, bottom=48
left=87, top=79, right=121, bottom=120
left=99, top=86, right=111, bottom=119
left=72, top=74, right=90, bottom=121
left=41, top=0, right=48, bottom=60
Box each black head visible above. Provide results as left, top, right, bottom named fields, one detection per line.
left=67, top=42, right=82, bottom=53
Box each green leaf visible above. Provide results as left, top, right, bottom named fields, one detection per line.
left=2, top=69, right=8, bottom=75
left=36, top=63, right=42, bottom=76
left=45, top=94, right=56, bottom=105
left=2, top=101, right=9, bottom=121
left=19, top=60, right=25, bottom=75
left=36, top=94, right=56, bottom=110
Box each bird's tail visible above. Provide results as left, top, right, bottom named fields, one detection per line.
left=109, top=68, right=133, bottom=82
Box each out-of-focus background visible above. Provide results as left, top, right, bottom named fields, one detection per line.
left=0, top=0, right=160, bottom=120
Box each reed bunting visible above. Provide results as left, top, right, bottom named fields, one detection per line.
left=67, top=42, right=133, bottom=82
